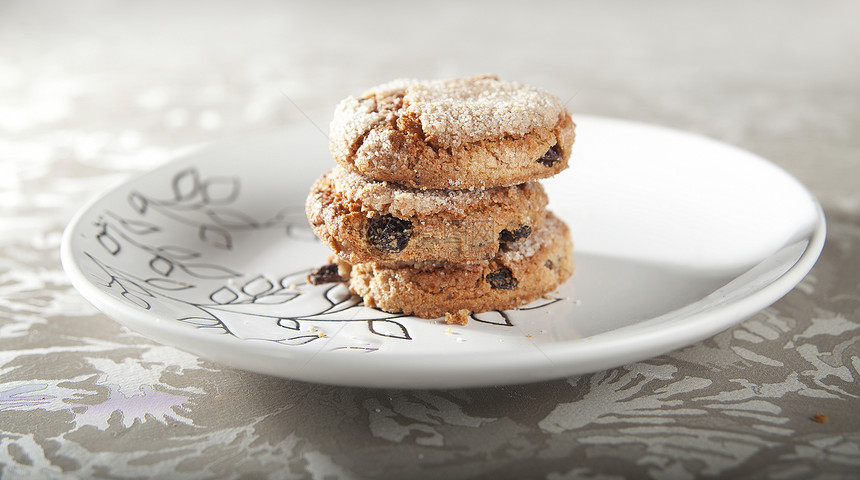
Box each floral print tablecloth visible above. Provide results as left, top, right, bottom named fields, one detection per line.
left=2, top=1, right=858, bottom=478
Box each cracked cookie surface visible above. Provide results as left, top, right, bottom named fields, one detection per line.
left=329, top=74, right=576, bottom=189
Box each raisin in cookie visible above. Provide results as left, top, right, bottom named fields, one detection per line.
left=340, top=213, right=574, bottom=318
left=306, top=166, right=548, bottom=264
left=329, top=74, right=575, bottom=189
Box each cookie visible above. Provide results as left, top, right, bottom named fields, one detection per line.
left=341, top=213, right=574, bottom=318
left=306, top=166, right=548, bottom=264
left=329, top=74, right=575, bottom=189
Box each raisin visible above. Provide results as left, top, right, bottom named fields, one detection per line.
left=499, top=225, right=532, bottom=242
left=536, top=143, right=562, bottom=167
left=544, top=260, right=554, bottom=269
left=307, top=263, right=345, bottom=285
left=486, top=267, right=518, bottom=290
left=367, top=214, right=412, bottom=253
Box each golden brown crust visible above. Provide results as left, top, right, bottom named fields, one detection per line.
left=306, top=166, right=548, bottom=264
left=329, top=75, right=576, bottom=189
left=343, top=213, right=574, bottom=318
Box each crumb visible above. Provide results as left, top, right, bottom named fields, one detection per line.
left=445, top=309, right=470, bottom=325
left=811, top=414, right=828, bottom=423
left=445, top=328, right=453, bottom=333
left=526, top=334, right=533, bottom=338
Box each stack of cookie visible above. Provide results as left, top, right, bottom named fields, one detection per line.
left=306, top=75, right=575, bottom=323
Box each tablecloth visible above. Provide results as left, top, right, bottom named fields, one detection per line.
left=2, top=1, right=858, bottom=478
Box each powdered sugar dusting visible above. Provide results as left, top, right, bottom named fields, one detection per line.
left=501, top=213, right=564, bottom=262
left=365, top=78, right=418, bottom=98
left=329, top=97, right=385, bottom=161
left=404, top=75, right=565, bottom=147
left=329, top=75, right=567, bottom=162
left=329, top=78, right=417, bottom=161
left=329, top=166, right=541, bottom=218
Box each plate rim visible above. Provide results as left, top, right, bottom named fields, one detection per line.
left=60, top=115, right=827, bottom=388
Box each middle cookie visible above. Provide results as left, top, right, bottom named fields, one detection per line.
left=306, top=166, right=548, bottom=264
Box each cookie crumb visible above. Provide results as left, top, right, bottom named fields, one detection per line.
left=811, top=414, right=828, bottom=423
left=445, top=309, right=471, bottom=325
left=307, top=263, right=346, bottom=285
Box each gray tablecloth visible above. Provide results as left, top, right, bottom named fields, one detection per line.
left=2, top=1, right=858, bottom=478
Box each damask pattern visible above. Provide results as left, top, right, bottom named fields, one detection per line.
left=2, top=2, right=859, bottom=478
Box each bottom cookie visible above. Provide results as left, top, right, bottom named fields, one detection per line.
left=341, top=213, right=574, bottom=319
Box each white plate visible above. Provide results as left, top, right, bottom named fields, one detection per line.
left=61, top=116, right=825, bottom=388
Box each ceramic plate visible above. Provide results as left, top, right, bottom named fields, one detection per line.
left=62, top=116, right=825, bottom=388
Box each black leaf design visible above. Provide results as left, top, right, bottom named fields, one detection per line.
left=96, top=231, right=121, bottom=256
left=144, top=278, right=194, bottom=291
left=128, top=191, right=148, bottom=214
left=279, top=272, right=309, bottom=289
left=178, top=317, right=222, bottom=327
left=179, top=263, right=241, bottom=279
left=367, top=319, right=412, bottom=340
left=278, top=335, right=322, bottom=346
left=149, top=256, right=174, bottom=276
left=172, top=168, right=200, bottom=201
left=121, top=291, right=151, bottom=310
left=324, top=284, right=355, bottom=307
left=517, top=296, right=563, bottom=310
left=241, top=275, right=273, bottom=296
left=277, top=318, right=300, bottom=330
left=85, top=163, right=562, bottom=350
left=252, top=292, right=299, bottom=304
left=121, top=278, right=155, bottom=298
left=120, top=218, right=160, bottom=235
left=156, top=245, right=201, bottom=260
left=470, top=311, right=514, bottom=327
left=196, top=324, right=229, bottom=334
left=202, top=177, right=239, bottom=204
left=205, top=208, right=259, bottom=228
left=198, top=224, right=232, bottom=249
left=210, top=286, right=239, bottom=305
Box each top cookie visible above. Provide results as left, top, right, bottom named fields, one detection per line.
left=329, top=74, right=575, bottom=189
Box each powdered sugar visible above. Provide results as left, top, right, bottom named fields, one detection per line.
left=328, top=166, right=540, bottom=218
left=501, top=213, right=563, bottom=262
left=329, top=75, right=566, bottom=161
left=404, top=75, right=564, bottom=147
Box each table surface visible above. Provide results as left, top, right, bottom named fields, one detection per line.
left=2, top=1, right=859, bottom=478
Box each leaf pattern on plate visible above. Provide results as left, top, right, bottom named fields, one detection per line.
left=78, top=166, right=543, bottom=352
